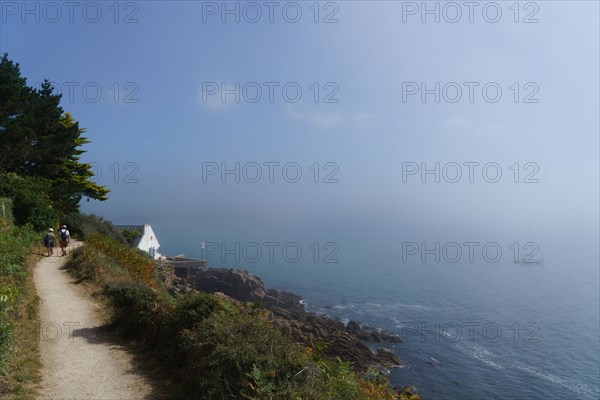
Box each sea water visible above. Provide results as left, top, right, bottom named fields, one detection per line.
left=156, top=223, right=599, bottom=400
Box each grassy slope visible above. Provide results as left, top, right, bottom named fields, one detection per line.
left=67, top=233, right=421, bottom=400
left=0, top=225, right=41, bottom=400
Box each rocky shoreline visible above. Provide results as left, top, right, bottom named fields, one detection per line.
left=157, top=263, right=420, bottom=397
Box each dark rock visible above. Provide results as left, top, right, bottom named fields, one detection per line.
left=346, top=320, right=401, bottom=343
left=395, top=386, right=421, bottom=399
left=194, top=268, right=266, bottom=302
left=155, top=262, right=404, bottom=372
left=264, top=288, right=303, bottom=309
left=346, top=320, right=362, bottom=334
left=374, top=347, right=402, bottom=369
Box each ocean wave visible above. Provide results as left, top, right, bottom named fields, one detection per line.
left=331, top=304, right=357, bottom=310
left=454, top=341, right=504, bottom=370
left=453, top=341, right=598, bottom=399
left=331, top=302, right=430, bottom=312
left=369, top=302, right=431, bottom=311
left=398, top=304, right=431, bottom=311
left=310, top=301, right=598, bottom=399
left=512, top=362, right=600, bottom=400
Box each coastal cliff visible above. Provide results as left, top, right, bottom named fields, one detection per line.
left=160, top=264, right=420, bottom=397
left=65, top=233, right=423, bottom=399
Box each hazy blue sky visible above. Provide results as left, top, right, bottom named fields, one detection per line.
left=5, top=6, right=599, bottom=398
left=2, top=1, right=598, bottom=261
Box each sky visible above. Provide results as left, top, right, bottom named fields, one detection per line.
left=1, top=0, right=599, bottom=262
left=4, top=6, right=599, bottom=398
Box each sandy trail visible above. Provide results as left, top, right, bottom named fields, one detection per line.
left=33, top=241, right=153, bottom=400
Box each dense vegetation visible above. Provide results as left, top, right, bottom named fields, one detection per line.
left=0, top=198, right=12, bottom=231
left=0, top=53, right=109, bottom=229
left=68, top=234, right=419, bottom=400
left=60, top=212, right=126, bottom=243
left=0, top=200, right=40, bottom=397
left=0, top=172, right=58, bottom=230
left=120, top=228, right=142, bottom=246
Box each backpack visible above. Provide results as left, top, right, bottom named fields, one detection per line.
left=60, top=230, right=68, bottom=241
left=44, top=234, right=52, bottom=247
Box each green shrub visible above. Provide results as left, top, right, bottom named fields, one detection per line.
left=0, top=225, right=38, bottom=376
left=68, top=244, right=126, bottom=283
left=60, top=213, right=126, bottom=243
left=170, top=292, right=220, bottom=332
left=0, top=197, right=13, bottom=231
left=0, top=172, right=58, bottom=230
left=103, top=280, right=170, bottom=340
left=120, top=228, right=142, bottom=246
left=85, top=233, right=156, bottom=286
left=179, top=305, right=314, bottom=399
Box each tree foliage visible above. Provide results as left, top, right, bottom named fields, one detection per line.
left=0, top=53, right=108, bottom=216
left=0, top=171, right=58, bottom=230
left=120, top=228, right=142, bottom=246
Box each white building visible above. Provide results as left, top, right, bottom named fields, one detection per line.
left=115, top=224, right=162, bottom=260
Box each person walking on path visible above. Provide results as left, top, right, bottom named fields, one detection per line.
left=43, top=228, right=55, bottom=257
left=58, top=224, right=70, bottom=256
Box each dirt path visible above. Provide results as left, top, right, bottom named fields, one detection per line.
left=33, top=241, right=153, bottom=400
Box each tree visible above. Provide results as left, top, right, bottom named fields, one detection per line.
left=0, top=53, right=109, bottom=214
left=0, top=54, right=31, bottom=173
left=120, top=228, right=142, bottom=246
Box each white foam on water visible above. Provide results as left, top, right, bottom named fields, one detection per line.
left=393, top=320, right=419, bottom=330
left=453, top=340, right=598, bottom=399
left=332, top=304, right=357, bottom=310
left=454, top=341, right=504, bottom=370
left=512, top=362, right=600, bottom=400
left=399, top=304, right=431, bottom=311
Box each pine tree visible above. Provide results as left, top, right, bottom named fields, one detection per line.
left=0, top=53, right=109, bottom=214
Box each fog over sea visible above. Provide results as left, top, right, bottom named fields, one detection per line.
left=144, top=214, right=600, bottom=400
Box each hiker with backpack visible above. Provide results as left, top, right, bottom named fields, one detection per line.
left=58, top=225, right=70, bottom=256
left=43, top=228, right=55, bottom=257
